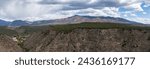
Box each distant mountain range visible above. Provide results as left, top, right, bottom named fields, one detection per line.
left=0, top=20, right=29, bottom=26
left=0, top=15, right=143, bottom=26
left=0, top=20, right=10, bottom=26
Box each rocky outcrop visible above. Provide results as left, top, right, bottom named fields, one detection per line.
left=23, top=29, right=150, bottom=52
left=0, top=35, right=23, bottom=52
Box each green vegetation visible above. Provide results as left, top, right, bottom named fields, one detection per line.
left=148, top=36, right=150, bottom=40
left=0, top=25, right=51, bottom=36
left=51, top=22, right=150, bottom=33
left=0, top=26, right=17, bottom=36
left=0, top=22, right=150, bottom=36
left=15, top=25, right=51, bottom=36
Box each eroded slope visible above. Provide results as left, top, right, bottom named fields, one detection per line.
left=0, top=35, right=23, bottom=52
left=23, top=29, right=150, bottom=52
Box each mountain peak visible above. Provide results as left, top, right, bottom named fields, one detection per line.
left=0, top=15, right=142, bottom=26
left=61, top=15, right=140, bottom=24
left=73, top=15, right=81, bottom=17
left=69, top=15, right=83, bottom=18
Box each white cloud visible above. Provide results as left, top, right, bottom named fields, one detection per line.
left=61, top=7, right=120, bottom=17
left=124, top=3, right=143, bottom=12
left=0, top=0, right=64, bottom=21
left=117, top=0, right=138, bottom=4
left=127, top=17, right=150, bottom=24
left=0, top=0, right=121, bottom=21
left=130, top=13, right=137, bottom=16
left=143, top=12, right=147, bottom=14
left=144, top=0, right=150, bottom=5
left=143, top=5, right=150, bottom=7
left=88, top=0, right=97, bottom=4
left=0, top=0, right=149, bottom=24
left=103, top=7, right=120, bottom=17
left=120, top=11, right=136, bottom=17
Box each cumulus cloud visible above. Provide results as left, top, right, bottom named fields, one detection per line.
left=0, top=0, right=149, bottom=23
left=124, top=3, right=143, bottom=11
left=64, top=7, right=120, bottom=17
left=39, top=0, right=120, bottom=10
left=0, top=0, right=121, bottom=21
left=128, top=17, right=150, bottom=24
left=0, top=0, right=64, bottom=21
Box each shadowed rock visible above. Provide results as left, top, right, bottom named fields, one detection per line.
left=23, top=29, right=150, bottom=52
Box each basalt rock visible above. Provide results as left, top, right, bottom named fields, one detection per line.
left=23, top=29, right=150, bottom=52
left=0, top=35, right=23, bottom=52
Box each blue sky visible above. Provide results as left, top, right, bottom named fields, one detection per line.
left=0, top=0, right=150, bottom=24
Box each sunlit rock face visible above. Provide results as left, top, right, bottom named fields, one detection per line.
left=0, top=35, right=23, bottom=52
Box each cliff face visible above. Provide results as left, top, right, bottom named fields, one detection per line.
left=23, top=29, right=150, bottom=52
left=0, top=35, right=23, bottom=52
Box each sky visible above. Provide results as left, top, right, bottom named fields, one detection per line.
left=0, top=0, right=150, bottom=24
